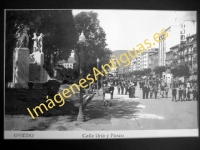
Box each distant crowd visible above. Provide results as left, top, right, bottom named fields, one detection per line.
left=101, top=78, right=198, bottom=102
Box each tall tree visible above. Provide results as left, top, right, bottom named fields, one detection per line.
left=171, top=65, right=190, bottom=78
left=153, top=66, right=167, bottom=77
left=5, top=10, right=78, bottom=82
left=143, top=68, right=152, bottom=76
left=73, top=11, right=112, bottom=77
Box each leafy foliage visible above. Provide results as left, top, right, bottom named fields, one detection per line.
left=5, top=10, right=78, bottom=82
left=130, top=70, right=143, bottom=76
left=73, top=11, right=112, bottom=77
left=170, top=65, right=190, bottom=77
left=153, top=66, right=167, bottom=77
left=143, top=68, right=152, bottom=75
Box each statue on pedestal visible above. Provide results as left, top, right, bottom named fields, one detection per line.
left=30, top=32, right=45, bottom=64
left=32, top=32, right=38, bottom=52
left=37, top=33, right=45, bottom=53
left=15, top=25, right=30, bottom=48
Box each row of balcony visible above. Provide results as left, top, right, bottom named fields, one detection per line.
left=166, top=59, right=197, bottom=66
left=184, top=51, right=193, bottom=55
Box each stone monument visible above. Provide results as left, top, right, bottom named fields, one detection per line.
left=29, top=33, right=50, bottom=84
left=13, top=48, right=30, bottom=88
left=13, top=25, right=50, bottom=88
left=13, top=25, right=30, bottom=88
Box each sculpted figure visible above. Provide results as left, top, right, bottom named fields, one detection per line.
left=32, top=32, right=38, bottom=52
left=15, top=26, right=22, bottom=48
left=15, top=25, right=30, bottom=48
left=37, top=33, right=45, bottom=53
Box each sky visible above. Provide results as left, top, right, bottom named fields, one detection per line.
left=72, top=10, right=196, bottom=51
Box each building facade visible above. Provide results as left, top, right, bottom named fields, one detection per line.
left=148, top=51, right=159, bottom=70
left=180, top=20, right=197, bottom=43
left=130, top=50, right=141, bottom=71
left=170, top=44, right=179, bottom=68
left=163, top=50, right=173, bottom=84
left=158, top=25, right=180, bottom=66
left=140, top=51, right=148, bottom=70
left=63, top=63, right=73, bottom=69
left=169, top=34, right=197, bottom=83
left=165, top=50, right=173, bottom=68
left=109, top=55, right=118, bottom=77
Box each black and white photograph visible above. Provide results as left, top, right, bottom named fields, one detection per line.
left=4, top=9, right=198, bottom=139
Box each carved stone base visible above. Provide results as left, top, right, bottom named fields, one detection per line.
left=13, top=48, right=29, bottom=88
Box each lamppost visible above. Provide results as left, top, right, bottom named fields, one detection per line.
left=77, top=31, right=86, bottom=122
left=97, top=58, right=100, bottom=95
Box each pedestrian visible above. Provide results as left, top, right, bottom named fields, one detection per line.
left=178, top=85, right=183, bottom=102
left=103, top=84, right=110, bottom=106
left=109, top=84, right=114, bottom=99
left=131, top=84, right=136, bottom=98
left=120, top=82, right=124, bottom=95
left=121, top=83, right=124, bottom=95
left=160, top=84, right=164, bottom=97
left=153, top=84, right=158, bottom=99
left=128, top=84, right=132, bottom=98
left=102, top=84, right=109, bottom=106
left=141, top=81, right=144, bottom=90
left=146, top=83, right=150, bottom=99
left=149, top=84, right=154, bottom=98
left=192, top=86, right=198, bottom=101
left=172, top=86, right=177, bottom=102
left=182, top=85, right=187, bottom=101
left=165, top=84, right=169, bottom=98
left=125, top=83, right=129, bottom=95
left=187, top=81, right=190, bottom=88
left=91, top=84, right=94, bottom=92
left=117, top=84, right=121, bottom=95
left=142, top=83, right=147, bottom=99
left=134, top=80, right=137, bottom=86
left=186, top=87, right=191, bottom=101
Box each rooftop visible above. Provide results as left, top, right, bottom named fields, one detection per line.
left=170, top=44, right=179, bottom=49
left=67, top=57, right=76, bottom=63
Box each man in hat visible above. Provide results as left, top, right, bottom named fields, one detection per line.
left=109, top=84, right=114, bottom=99
left=103, top=84, right=110, bottom=106
left=131, top=83, right=136, bottom=98
left=128, top=83, right=132, bottom=98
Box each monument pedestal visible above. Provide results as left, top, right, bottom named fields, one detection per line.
left=33, top=51, right=44, bottom=66
left=29, top=51, right=50, bottom=83
left=13, top=48, right=30, bottom=88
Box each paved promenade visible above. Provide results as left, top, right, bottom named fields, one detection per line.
left=4, top=85, right=198, bottom=131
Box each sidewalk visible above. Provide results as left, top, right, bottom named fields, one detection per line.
left=4, top=85, right=198, bottom=131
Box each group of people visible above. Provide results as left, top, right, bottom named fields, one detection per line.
left=116, top=79, right=137, bottom=98
left=140, top=82, right=160, bottom=99
left=140, top=79, right=198, bottom=101
left=102, top=83, right=114, bottom=106
left=172, top=82, right=198, bottom=102
left=102, top=79, right=138, bottom=106
left=102, top=78, right=198, bottom=106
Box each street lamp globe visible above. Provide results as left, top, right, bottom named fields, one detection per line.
left=79, top=32, right=86, bottom=43
left=97, top=58, right=100, bottom=63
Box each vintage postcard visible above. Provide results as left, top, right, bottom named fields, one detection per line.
left=4, top=9, right=198, bottom=139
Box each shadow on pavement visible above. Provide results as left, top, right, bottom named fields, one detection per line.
left=84, top=99, right=140, bottom=121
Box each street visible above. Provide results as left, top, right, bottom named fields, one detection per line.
left=4, top=84, right=198, bottom=131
